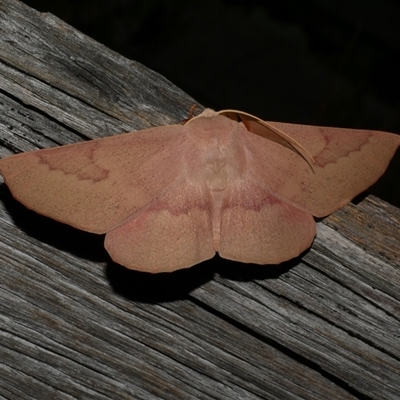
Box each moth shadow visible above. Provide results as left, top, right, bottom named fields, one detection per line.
left=106, top=259, right=215, bottom=303
left=105, top=254, right=300, bottom=303
left=215, top=254, right=300, bottom=281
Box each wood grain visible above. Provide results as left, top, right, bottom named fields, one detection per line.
left=0, top=1, right=399, bottom=399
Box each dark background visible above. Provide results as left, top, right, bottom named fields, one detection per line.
left=23, top=0, right=400, bottom=205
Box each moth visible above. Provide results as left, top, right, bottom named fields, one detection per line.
left=0, top=109, right=399, bottom=272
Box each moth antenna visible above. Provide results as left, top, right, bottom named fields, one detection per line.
left=218, top=109, right=316, bottom=171
left=182, top=104, right=198, bottom=124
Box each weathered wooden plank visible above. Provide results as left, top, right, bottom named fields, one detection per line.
left=191, top=198, right=400, bottom=399
left=0, top=0, right=399, bottom=399
left=0, top=0, right=196, bottom=148
left=0, top=190, right=358, bottom=399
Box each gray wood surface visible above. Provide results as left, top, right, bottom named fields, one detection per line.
left=0, top=1, right=399, bottom=399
